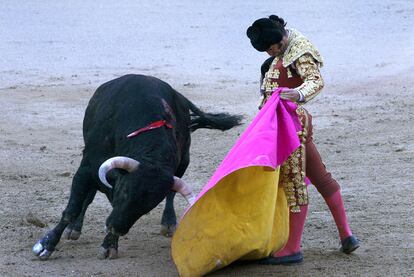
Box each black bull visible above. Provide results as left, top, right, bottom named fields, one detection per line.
left=33, top=74, right=242, bottom=260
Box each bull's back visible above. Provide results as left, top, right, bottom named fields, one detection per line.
left=86, top=74, right=172, bottom=115
left=82, top=74, right=190, bottom=158
left=84, top=75, right=174, bottom=129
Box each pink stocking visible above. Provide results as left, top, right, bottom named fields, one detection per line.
left=324, top=190, right=352, bottom=240
left=273, top=204, right=308, bottom=257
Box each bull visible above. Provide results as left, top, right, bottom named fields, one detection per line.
left=32, top=74, right=242, bottom=260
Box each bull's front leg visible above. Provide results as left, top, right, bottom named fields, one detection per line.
left=160, top=152, right=189, bottom=237
left=63, top=189, right=97, bottom=240
left=99, top=205, right=133, bottom=259
left=160, top=177, right=195, bottom=237
left=32, top=168, right=93, bottom=260
left=160, top=190, right=177, bottom=237
left=98, top=232, right=120, bottom=260
left=32, top=218, right=70, bottom=259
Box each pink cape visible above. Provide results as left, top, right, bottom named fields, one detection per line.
left=187, top=88, right=301, bottom=212
left=172, top=88, right=302, bottom=276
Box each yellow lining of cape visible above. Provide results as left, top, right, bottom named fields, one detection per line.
left=172, top=166, right=289, bottom=276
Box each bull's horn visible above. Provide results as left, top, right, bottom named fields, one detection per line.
left=98, top=156, right=140, bottom=189
left=172, top=176, right=196, bottom=205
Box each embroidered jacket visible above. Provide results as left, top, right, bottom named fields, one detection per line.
left=260, top=28, right=324, bottom=106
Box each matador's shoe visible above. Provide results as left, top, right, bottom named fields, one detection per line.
left=257, top=252, right=303, bottom=265
left=340, top=235, right=360, bottom=254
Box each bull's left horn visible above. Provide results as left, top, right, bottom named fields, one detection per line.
left=98, top=156, right=140, bottom=189
left=172, top=177, right=196, bottom=205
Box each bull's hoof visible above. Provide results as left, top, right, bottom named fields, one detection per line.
left=63, top=227, right=81, bottom=240
left=160, top=224, right=176, bottom=237
left=32, top=240, right=53, bottom=260
left=98, top=247, right=118, bottom=260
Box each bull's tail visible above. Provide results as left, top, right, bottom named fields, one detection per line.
left=183, top=95, right=243, bottom=132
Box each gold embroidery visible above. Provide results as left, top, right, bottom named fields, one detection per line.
left=280, top=106, right=309, bottom=212
left=282, top=28, right=323, bottom=68
left=295, top=54, right=324, bottom=103
left=287, top=67, right=292, bottom=78
left=270, top=69, right=280, bottom=79
left=261, top=57, right=280, bottom=95
left=260, top=58, right=281, bottom=110
left=258, top=89, right=275, bottom=110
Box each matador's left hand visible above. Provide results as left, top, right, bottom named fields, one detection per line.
left=279, top=88, right=300, bottom=102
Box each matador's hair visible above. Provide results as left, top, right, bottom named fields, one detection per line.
left=246, top=15, right=287, bottom=52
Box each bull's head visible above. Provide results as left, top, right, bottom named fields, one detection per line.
left=98, top=156, right=173, bottom=234
left=98, top=157, right=196, bottom=235
left=98, top=157, right=195, bottom=203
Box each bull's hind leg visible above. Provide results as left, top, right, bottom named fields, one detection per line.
left=63, top=189, right=97, bottom=240
left=160, top=150, right=190, bottom=237
left=33, top=167, right=95, bottom=260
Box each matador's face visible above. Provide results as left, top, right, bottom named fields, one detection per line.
left=266, top=35, right=289, bottom=57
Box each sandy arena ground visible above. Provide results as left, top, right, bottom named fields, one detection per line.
left=1, top=1, right=413, bottom=276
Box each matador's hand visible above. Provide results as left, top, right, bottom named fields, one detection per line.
left=279, top=88, right=300, bottom=102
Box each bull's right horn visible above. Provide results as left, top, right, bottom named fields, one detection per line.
left=98, top=156, right=140, bottom=189
left=172, top=177, right=196, bottom=205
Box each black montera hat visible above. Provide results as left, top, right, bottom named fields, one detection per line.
left=246, top=18, right=284, bottom=52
